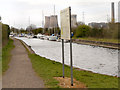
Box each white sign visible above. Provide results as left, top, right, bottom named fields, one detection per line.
left=60, top=7, right=71, bottom=40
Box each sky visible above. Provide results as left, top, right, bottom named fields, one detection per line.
left=0, top=0, right=119, bottom=29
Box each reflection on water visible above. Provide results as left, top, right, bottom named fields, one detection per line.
left=16, top=37, right=119, bottom=77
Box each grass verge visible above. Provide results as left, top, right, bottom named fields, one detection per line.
left=19, top=39, right=119, bottom=88
left=73, top=37, right=119, bottom=44
left=28, top=53, right=118, bottom=88
left=2, top=39, right=14, bottom=73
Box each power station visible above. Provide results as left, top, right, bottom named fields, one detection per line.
left=44, top=16, right=50, bottom=29
left=49, top=15, right=59, bottom=29
left=44, top=15, right=59, bottom=29
left=44, top=14, right=77, bottom=29
left=44, top=15, right=59, bottom=34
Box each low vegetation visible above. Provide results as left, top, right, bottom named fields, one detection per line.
left=73, top=23, right=119, bottom=43
left=2, top=23, right=10, bottom=47
left=28, top=53, right=118, bottom=88
left=73, top=37, right=119, bottom=44
left=1, top=23, right=14, bottom=74
left=2, top=39, right=14, bottom=73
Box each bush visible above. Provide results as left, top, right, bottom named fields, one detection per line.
left=74, top=23, right=119, bottom=40
left=89, top=28, right=104, bottom=38
left=75, top=25, right=91, bottom=38
left=2, top=24, right=10, bottom=46
left=32, top=28, right=43, bottom=35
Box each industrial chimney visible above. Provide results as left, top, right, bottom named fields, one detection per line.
left=118, top=1, right=120, bottom=23
left=0, top=16, right=1, bottom=22
left=111, top=2, right=115, bottom=23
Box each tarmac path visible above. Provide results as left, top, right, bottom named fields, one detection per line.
left=2, top=39, right=45, bottom=88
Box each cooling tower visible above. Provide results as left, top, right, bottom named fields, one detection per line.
left=44, top=16, right=50, bottom=29
left=111, top=2, right=115, bottom=23
left=49, top=15, right=58, bottom=29
left=118, top=1, right=120, bottom=22
left=71, top=14, right=77, bottom=28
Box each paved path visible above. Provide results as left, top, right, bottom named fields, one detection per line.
left=2, top=39, right=45, bottom=88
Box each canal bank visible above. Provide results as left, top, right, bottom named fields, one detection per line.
left=19, top=38, right=118, bottom=88
left=72, top=39, right=119, bottom=50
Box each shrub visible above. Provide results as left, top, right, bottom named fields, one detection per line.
left=75, top=25, right=91, bottom=38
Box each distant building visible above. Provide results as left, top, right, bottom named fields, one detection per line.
left=77, top=21, right=85, bottom=26
left=49, top=15, right=59, bottom=29
left=88, top=22, right=108, bottom=29
left=44, top=15, right=59, bottom=34
left=44, top=14, right=77, bottom=30
left=44, top=15, right=59, bottom=29
left=26, top=24, right=36, bottom=32
left=118, top=1, right=120, bottom=23
left=44, top=16, right=50, bottom=29
left=71, top=14, right=77, bottom=28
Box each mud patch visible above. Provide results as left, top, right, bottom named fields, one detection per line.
left=54, top=77, right=87, bottom=88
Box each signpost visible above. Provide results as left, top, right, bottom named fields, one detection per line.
left=62, top=39, right=64, bottom=78
left=60, top=7, right=73, bottom=86
left=60, top=7, right=71, bottom=40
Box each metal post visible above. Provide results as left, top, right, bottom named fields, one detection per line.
left=69, top=7, right=73, bottom=86
left=70, top=38, right=73, bottom=86
left=62, top=39, right=64, bottom=78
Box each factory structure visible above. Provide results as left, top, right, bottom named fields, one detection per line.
left=44, top=2, right=118, bottom=32
left=88, top=22, right=108, bottom=29
left=88, top=2, right=117, bottom=28
left=44, top=15, right=59, bottom=34
left=111, top=2, right=115, bottom=23
left=44, top=16, right=50, bottom=29
left=44, top=14, right=78, bottom=34
left=44, top=15, right=59, bottom=29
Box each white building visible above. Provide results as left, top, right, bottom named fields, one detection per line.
left=88, top=22, right=108, bottom=29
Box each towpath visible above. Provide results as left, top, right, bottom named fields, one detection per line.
left=2, top=39, right=45, bottom=88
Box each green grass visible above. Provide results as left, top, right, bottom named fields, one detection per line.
left=29, top=53, right=119, bottom=88
left=2, top=39, right=14, bottom=73
left=73, top=37, right=119, bottom=44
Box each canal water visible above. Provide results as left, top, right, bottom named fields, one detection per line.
left=16, top=37, right=119, bottom=77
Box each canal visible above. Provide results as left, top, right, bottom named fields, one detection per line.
left=16, top=37, right=119, bottom=77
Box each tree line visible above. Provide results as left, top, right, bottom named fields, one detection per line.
left=73, top=23, right=120, bottom=39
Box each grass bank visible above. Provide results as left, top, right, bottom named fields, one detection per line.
left=29, top=53, right=118, bottom=88
left=73, top=37, right=119, bottom=44
left=2, top=39, right=14, bottom=73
